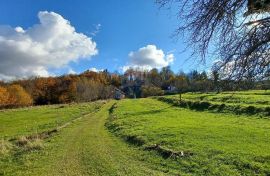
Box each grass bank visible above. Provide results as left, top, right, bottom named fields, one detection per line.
left=157, top=90, right=270, bottom=116
left=107, top=98, right=270, bottom=175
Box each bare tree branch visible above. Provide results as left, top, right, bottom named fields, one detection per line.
left=156, top=0, right=270, bottom=80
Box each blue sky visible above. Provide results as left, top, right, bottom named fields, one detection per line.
left=0, top=0, right=212, bottom=80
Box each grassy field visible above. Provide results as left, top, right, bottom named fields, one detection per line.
left=1, top=101, right=168, bottom=176
left=157, top=90, right=270, bottom=116
left=167, top=90, right=270, bottom=107
left=107, top=98, right=270, bottom=175
left=1, top=90, right=270, bottom=175
left=0, top=102, right=102, bottom=139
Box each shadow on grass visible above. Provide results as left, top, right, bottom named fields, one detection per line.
left=156, top=97, right=270, bottom=117
left=123, top=105, right=174, bottom=117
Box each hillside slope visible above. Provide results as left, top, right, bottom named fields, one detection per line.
left=107, top=98, right=270, bottom=175
left=1, top=102, right=166, bottom=176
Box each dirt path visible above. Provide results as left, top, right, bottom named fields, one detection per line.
left=36, top=101, right=166, bottom=176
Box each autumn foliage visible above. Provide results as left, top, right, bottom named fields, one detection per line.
left=0, top=86, right=10, bottom=107
left=0, top=67, right=268, bottom=109
left=0, top=70, right=117, bottom=108
left=0, top=84, right=33, bottom=108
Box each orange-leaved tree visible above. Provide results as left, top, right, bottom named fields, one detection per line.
left=7, top=84, right=33, bottom=107
left=0, top=86, right=10, bottom=108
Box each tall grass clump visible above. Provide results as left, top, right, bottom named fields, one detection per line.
left=16, top=136, right=44, bottom=151
left=26, top=138, right=44, bottom=151
left=0, top=139, right=13, bottom=156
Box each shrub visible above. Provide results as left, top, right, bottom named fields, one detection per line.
left=141, top=86, right=164, bottom=98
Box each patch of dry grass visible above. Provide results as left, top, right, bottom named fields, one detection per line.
left=16, top=136, right=44, bottom=151
left=26, top=138, right=44, bottom=151
left=0, top=139, right=13, bottom=156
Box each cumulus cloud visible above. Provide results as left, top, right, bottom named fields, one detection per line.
left=0, top=11, right=98, bottom=81
left=123, top=45, right=174, bottom=71
left=88, top=67, right=104, bottom=72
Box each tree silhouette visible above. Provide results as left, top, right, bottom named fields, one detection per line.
left=156, top=0, right=270, bottom=80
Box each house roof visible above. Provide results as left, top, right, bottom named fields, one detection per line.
left=115, top=88, right=125, bottom=95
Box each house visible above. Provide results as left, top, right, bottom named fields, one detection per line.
left=165, top=85, right=178, bottom=94
left=114, top=88, right=125, bottom=100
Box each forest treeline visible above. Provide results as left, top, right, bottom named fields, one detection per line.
left=0, top=67, right=269, bottom=108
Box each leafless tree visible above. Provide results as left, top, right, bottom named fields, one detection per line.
left=156, top=0, right=270, bottom=80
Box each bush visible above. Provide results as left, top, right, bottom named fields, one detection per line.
left=141, top=86, right=164, bottom=98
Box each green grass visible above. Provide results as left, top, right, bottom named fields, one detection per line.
left=0, top=102, right=102, bottom=139
left=158, top=90, right=270, bottom=116
left=1, top=90, right=270, bottom=175
left=1, top=101, right=167, bottom=176
left=107, top=98, right=270, bottom=175
left=170, top=90, right=270, bottom=107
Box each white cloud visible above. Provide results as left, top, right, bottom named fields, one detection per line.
left=90, top=24, right=101, bottom=37
left=89, top=67, right=104, bottom=72
left=68, top=68, right=77, bottom=75
left=0, top=11, right=98, bottom=81
left=123, top=45, right=174, bottom=71
left=15, top=26, right=25, bottom=33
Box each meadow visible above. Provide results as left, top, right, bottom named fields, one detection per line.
left=0, top=102, right=103, bottom=175
left=1, top=90, right=270, bottom=175
left=1, top=101, right=167, bottom=176
left=107, top=91, right=270, bottom=175
left=156, top=90, right=270, bottom=116
left=0, top=102, right=102, bottom=139
left=174, top=90, right=270, bottom=107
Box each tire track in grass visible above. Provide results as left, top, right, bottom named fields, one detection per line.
left=47, top=101, right=166, bottom=176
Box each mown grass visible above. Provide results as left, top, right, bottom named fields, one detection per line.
left=1, top=90, right=270, bottom=175
left=0, top=102, right=102, bottom=139
left=1, top=101, right=167, bottom=176
left=0, top=101, right=105, bottom=175
left=107, top=98, right=270, bottom=175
